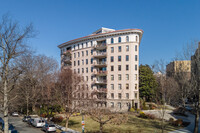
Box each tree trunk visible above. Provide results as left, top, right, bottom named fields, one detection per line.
left=99, top=122, right=103, bottom=133
left=65, top=117, right=69, bottom=131
left=4, top=79, right=8, bottom=133
left=194, top=108, right=199, bottom=133
left=26, top=97, right=29, bottom=116
left=32, top=103, right=36, bottom=113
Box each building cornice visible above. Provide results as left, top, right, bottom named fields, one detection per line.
left=58, top=29, right=143, bottom=48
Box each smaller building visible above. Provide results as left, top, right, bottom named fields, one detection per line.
left=166, top=60, right=191, bottom=79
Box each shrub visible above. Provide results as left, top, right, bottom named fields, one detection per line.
left=129, top=108, right=135, bottom=112
left=174, top=119, right=183, bottom=126
left=169, top=118, right=174, bottom=125
left=40, top=113, right=47, bottom=118
left=139, top=111, right=147, bottom=118
left=51, top=116, right=64, bottom=123
left=136, top=109, right=141, bottom=113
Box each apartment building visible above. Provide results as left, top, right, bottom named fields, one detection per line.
left=166, top=60, right=191, bottom=79
left=58, top=27, right=143, bottom=111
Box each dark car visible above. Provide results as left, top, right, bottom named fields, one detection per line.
left=27, top=118, right=34, bottom=125
left=2, top=123, right=15, bottom=131
left=22, top=116, right=31, bottom=122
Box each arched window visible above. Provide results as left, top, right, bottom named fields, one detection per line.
left=118, top=37, right=121, bottom=43
left=81, top=43, right=83, bottom=48
left=111, top=38, right=114, bottom=44
left=136, top=36, right=138, bottom=42
left=126, top=36, right=129, bottom=42
left=78, top=44, right=80, bottom=49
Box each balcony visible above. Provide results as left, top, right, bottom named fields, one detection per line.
left=93, top=52, right=107, bottom=58
left=93, top=80, right=107, bottom=85
left=93, top=43, right=107, bottom=50
left=93, top=62, right=107, bottom=67
left=93, top=71, right=107, bottom=76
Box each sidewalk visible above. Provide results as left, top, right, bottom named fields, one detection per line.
left=169, top=112, right=199, bottom=133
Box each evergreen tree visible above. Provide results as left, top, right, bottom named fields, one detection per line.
left=139, top=64, right=157, bottom=101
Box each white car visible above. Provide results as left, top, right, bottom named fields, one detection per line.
left=32, top=118, right=45, bottom=127
left=12, top=112, right=19, bottom=117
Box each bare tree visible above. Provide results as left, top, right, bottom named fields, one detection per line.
left=0, top=15, right=34, bottom=133
left=55, top=68, right=84, bottom=130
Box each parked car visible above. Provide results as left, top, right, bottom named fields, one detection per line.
left=42, top=124, right=56, bottom=132
left=27, top=118, right=34, bottom=125
left=12, top=112, right=19, bottom=117
left=22, top=116, right=31, bottom=122
left=2, top=123, right=15, bottom=131
left=32, top=118, right=45, bottom=127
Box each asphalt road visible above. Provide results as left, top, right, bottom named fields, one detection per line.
left=0, top=114, right=43, bottom=133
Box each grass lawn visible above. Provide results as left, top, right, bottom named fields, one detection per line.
left=58, top=114, right=181, bottom=133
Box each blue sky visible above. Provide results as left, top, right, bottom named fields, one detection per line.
left=0, top=0, right=199, bottom=66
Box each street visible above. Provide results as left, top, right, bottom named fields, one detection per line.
left=0, top=114, right=43, bottom=133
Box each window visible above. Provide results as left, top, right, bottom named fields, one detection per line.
left=135, top=65, right=137, bottom=70
left=135, top=84, right=137, bottom=90
left=91, top=76, right=93, bottom=81
left=78, top=60, right=80, bottom=66
left=126, top=65, right=129, bottom=70
left=118, top=102, right=122, bottom=109
left=78, top=44, right=80, bottom=49
left=111, top=56, right=114, bottom=62
left=78, top=52, right=80, bottom=57
left=126, top=74, right=129, bottom=80
left=86, top=50, right=88, bottom=56
left=135, top=55, right=138, bottom=61
left=91, top=67, right=93, bottom=72
left=74, top=53, right=76, bottom=58
left=82, top=51, right=84, bottom=56
left=111, top=75, right=114, bottom=80
left=91, top=50, right=93, bottom=55
left=111, top=102, right=114, bottom=108
left=126, top=55, right=129, bottom=61
left=86, top=76, right=88, bottom=81
left=126, top=45, right=129, bottom=52
left=118, top=46, right=121, bottom=52
left=126, top=83, right=129, bottom=89
left=74, top=69, right=76, bottom=73
left=118, top=65, right=121, bottom=71
left=126, top=93, right=129, bottom=99
left=118, top=56, right=121, bottom=62
left=86, top=42, right=88, bottom=47
left=118, top=74, right=121, bottom=80
left=135, top=93, right=138, bottom=98
left=135, top=74, right=137, bottom=80
left=78, top=68, right=80, bottom=74
left=118, top=93, right=122, bottom=99
left=118, top=37, right=121, bottom=43
left=91, top=41, right=93, bottom=47
left=111, top=93, right=114, bottom=99
left=136, top=36, right=138, bottom=42
left=82, top=60, right=84, bottom=65
left=74, top=61, right=76, bottom=66
left=111, top=66, right=114, bottom=71
left=111, top=84, right=114, bottom=90
left=118, top=84, right=122, bottom=89
left=111, top=38, right=114, bottom=44
left=111, top=47, right=114, bottom=53
left=86, top=59, right=88, bottom=64
left=86, top=68, right=88, bottom=73
left=126, top=36, right=129, bottom=42
left=81, top=43, right=83, bottom=48
left=82, top=68, right=84, bottom=73
left=135, top=45, right=137, bottom=51
left=91, top=58, right=93, bottom=64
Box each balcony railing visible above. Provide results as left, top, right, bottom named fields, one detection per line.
left=93, top=80, right=107, bottom=84
left=94, top=43, right=107, bottom=50
left=94, top=71, right=107, bottom=76
left=93, top=62, right=107, bottom=67
left=93, top=52, right=107, bottom=58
